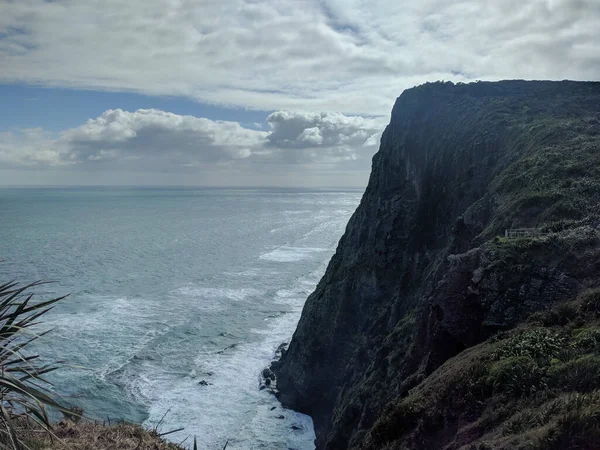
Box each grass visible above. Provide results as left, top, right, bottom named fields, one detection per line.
left=533, top=402, right=600, bottom=450
left=487, top=356, right=547, bottom=397
left=363, top=293, right=600, bottom=449
left=24, top=421, right=187, bottom=450
left=548, top=355, right=600, bottom=393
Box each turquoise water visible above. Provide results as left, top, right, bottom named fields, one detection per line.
left=0, top=187, right=361, bottom=449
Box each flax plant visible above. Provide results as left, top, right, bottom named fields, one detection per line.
left=0, top=280, right=67, bottom=450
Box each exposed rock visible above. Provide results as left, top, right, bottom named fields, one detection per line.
left=262, top=368, right=276, bottom=381
left=273, top=80, right=600, bottom=449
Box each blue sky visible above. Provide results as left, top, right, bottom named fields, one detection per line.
left=0, top=0, right=598, bottom=187
left=0, top=85, right=269, bottom=132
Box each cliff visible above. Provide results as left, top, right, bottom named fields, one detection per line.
left=272, top=80, right=600, bottom=449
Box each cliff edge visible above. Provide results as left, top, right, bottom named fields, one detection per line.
left=273, top=80, right=600, bottom=449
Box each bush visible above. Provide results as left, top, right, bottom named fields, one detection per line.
left=573, top=328, right=600, bottom=352
left=494, top=329, right=567, bottom=364
left=0, top=281, right=68, bottom=449
left=368, top=400, right=421, bottom=446
left=579, top=289, right=600, bottom=315
left=488, top=356, right=547, bottom=397
left=529, top=303, right=578, bottom=327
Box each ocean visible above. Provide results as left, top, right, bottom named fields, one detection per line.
left=0, top=187, right=362, bottom=450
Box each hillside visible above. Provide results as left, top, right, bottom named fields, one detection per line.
left=272, top=80, right=600, bottom=449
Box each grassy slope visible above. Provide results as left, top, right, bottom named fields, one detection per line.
left=364, top=289, right=600, bottom=450
left=484, top=112, right=600, bottom=237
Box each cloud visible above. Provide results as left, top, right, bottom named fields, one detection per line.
left=60, top=109, right=266, bottom=168
left=266, top=111, right=381, bottom=148
left=0, top=0, right=598, bottom=115
left=0, top=108, right=382, bottom=186
left=0, top=128, right=63, bottom=167
left=264, top=110, right=382, bottom=164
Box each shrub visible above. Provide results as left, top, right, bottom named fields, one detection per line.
left=368, top=400, right=420, bottom=446
left=488, top=356, right=547, bottom=397
left=494, top=329, right=567, bottom=364
left=579, top=289, right=600, bottom=315
left=528, top=303, right=578, bottom=327
left=572, top=327, right=600, bottom=352
left=0, top=281, right=68, bottom=449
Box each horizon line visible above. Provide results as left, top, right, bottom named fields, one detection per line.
left=0, top=184, right=366, bottom=191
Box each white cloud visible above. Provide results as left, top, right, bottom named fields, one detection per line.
left=298, top=127, right=324, bottom=146
left=0, top=128, right=63, bottom=167
left=266, top=111, right=382, bottom=147
left=0, top=0, right=598, bottom=115
left=60, top=109, right=266, bottom=166
left=264, top=110, right=382, bottom=164
left=0, top=108, right=382, bottom=186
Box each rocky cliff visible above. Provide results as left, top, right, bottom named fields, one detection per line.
left=273, top=80, right=600, bottom=449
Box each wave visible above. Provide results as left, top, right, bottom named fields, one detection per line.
left=176, top=286, right=261, bottom=311
left=137, top=264, right=328, bottom=449
left=259, top=246, right=329, bottom=262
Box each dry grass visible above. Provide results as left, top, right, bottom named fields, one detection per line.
left=24, top=421, right=186, bottom=450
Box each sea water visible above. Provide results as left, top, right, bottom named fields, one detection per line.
left=0, top=187, right=361, bottom=450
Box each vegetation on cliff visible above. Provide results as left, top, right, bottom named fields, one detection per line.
left=273, top=80, right=600, bottom=449
left=366, top=289, right=600, bottom=449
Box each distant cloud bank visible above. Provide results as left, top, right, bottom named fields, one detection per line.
left=0, top=109, right=384, bottom=186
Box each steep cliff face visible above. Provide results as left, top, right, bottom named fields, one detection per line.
left=273, top=80, right=600, bottom=449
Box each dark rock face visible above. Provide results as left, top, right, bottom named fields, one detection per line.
left=273, top=80, right=600, bottom=449
left=414, top=227, right=600, bottom=374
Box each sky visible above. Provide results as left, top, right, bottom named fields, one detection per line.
left=0, top=0, right=599, bottom=188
